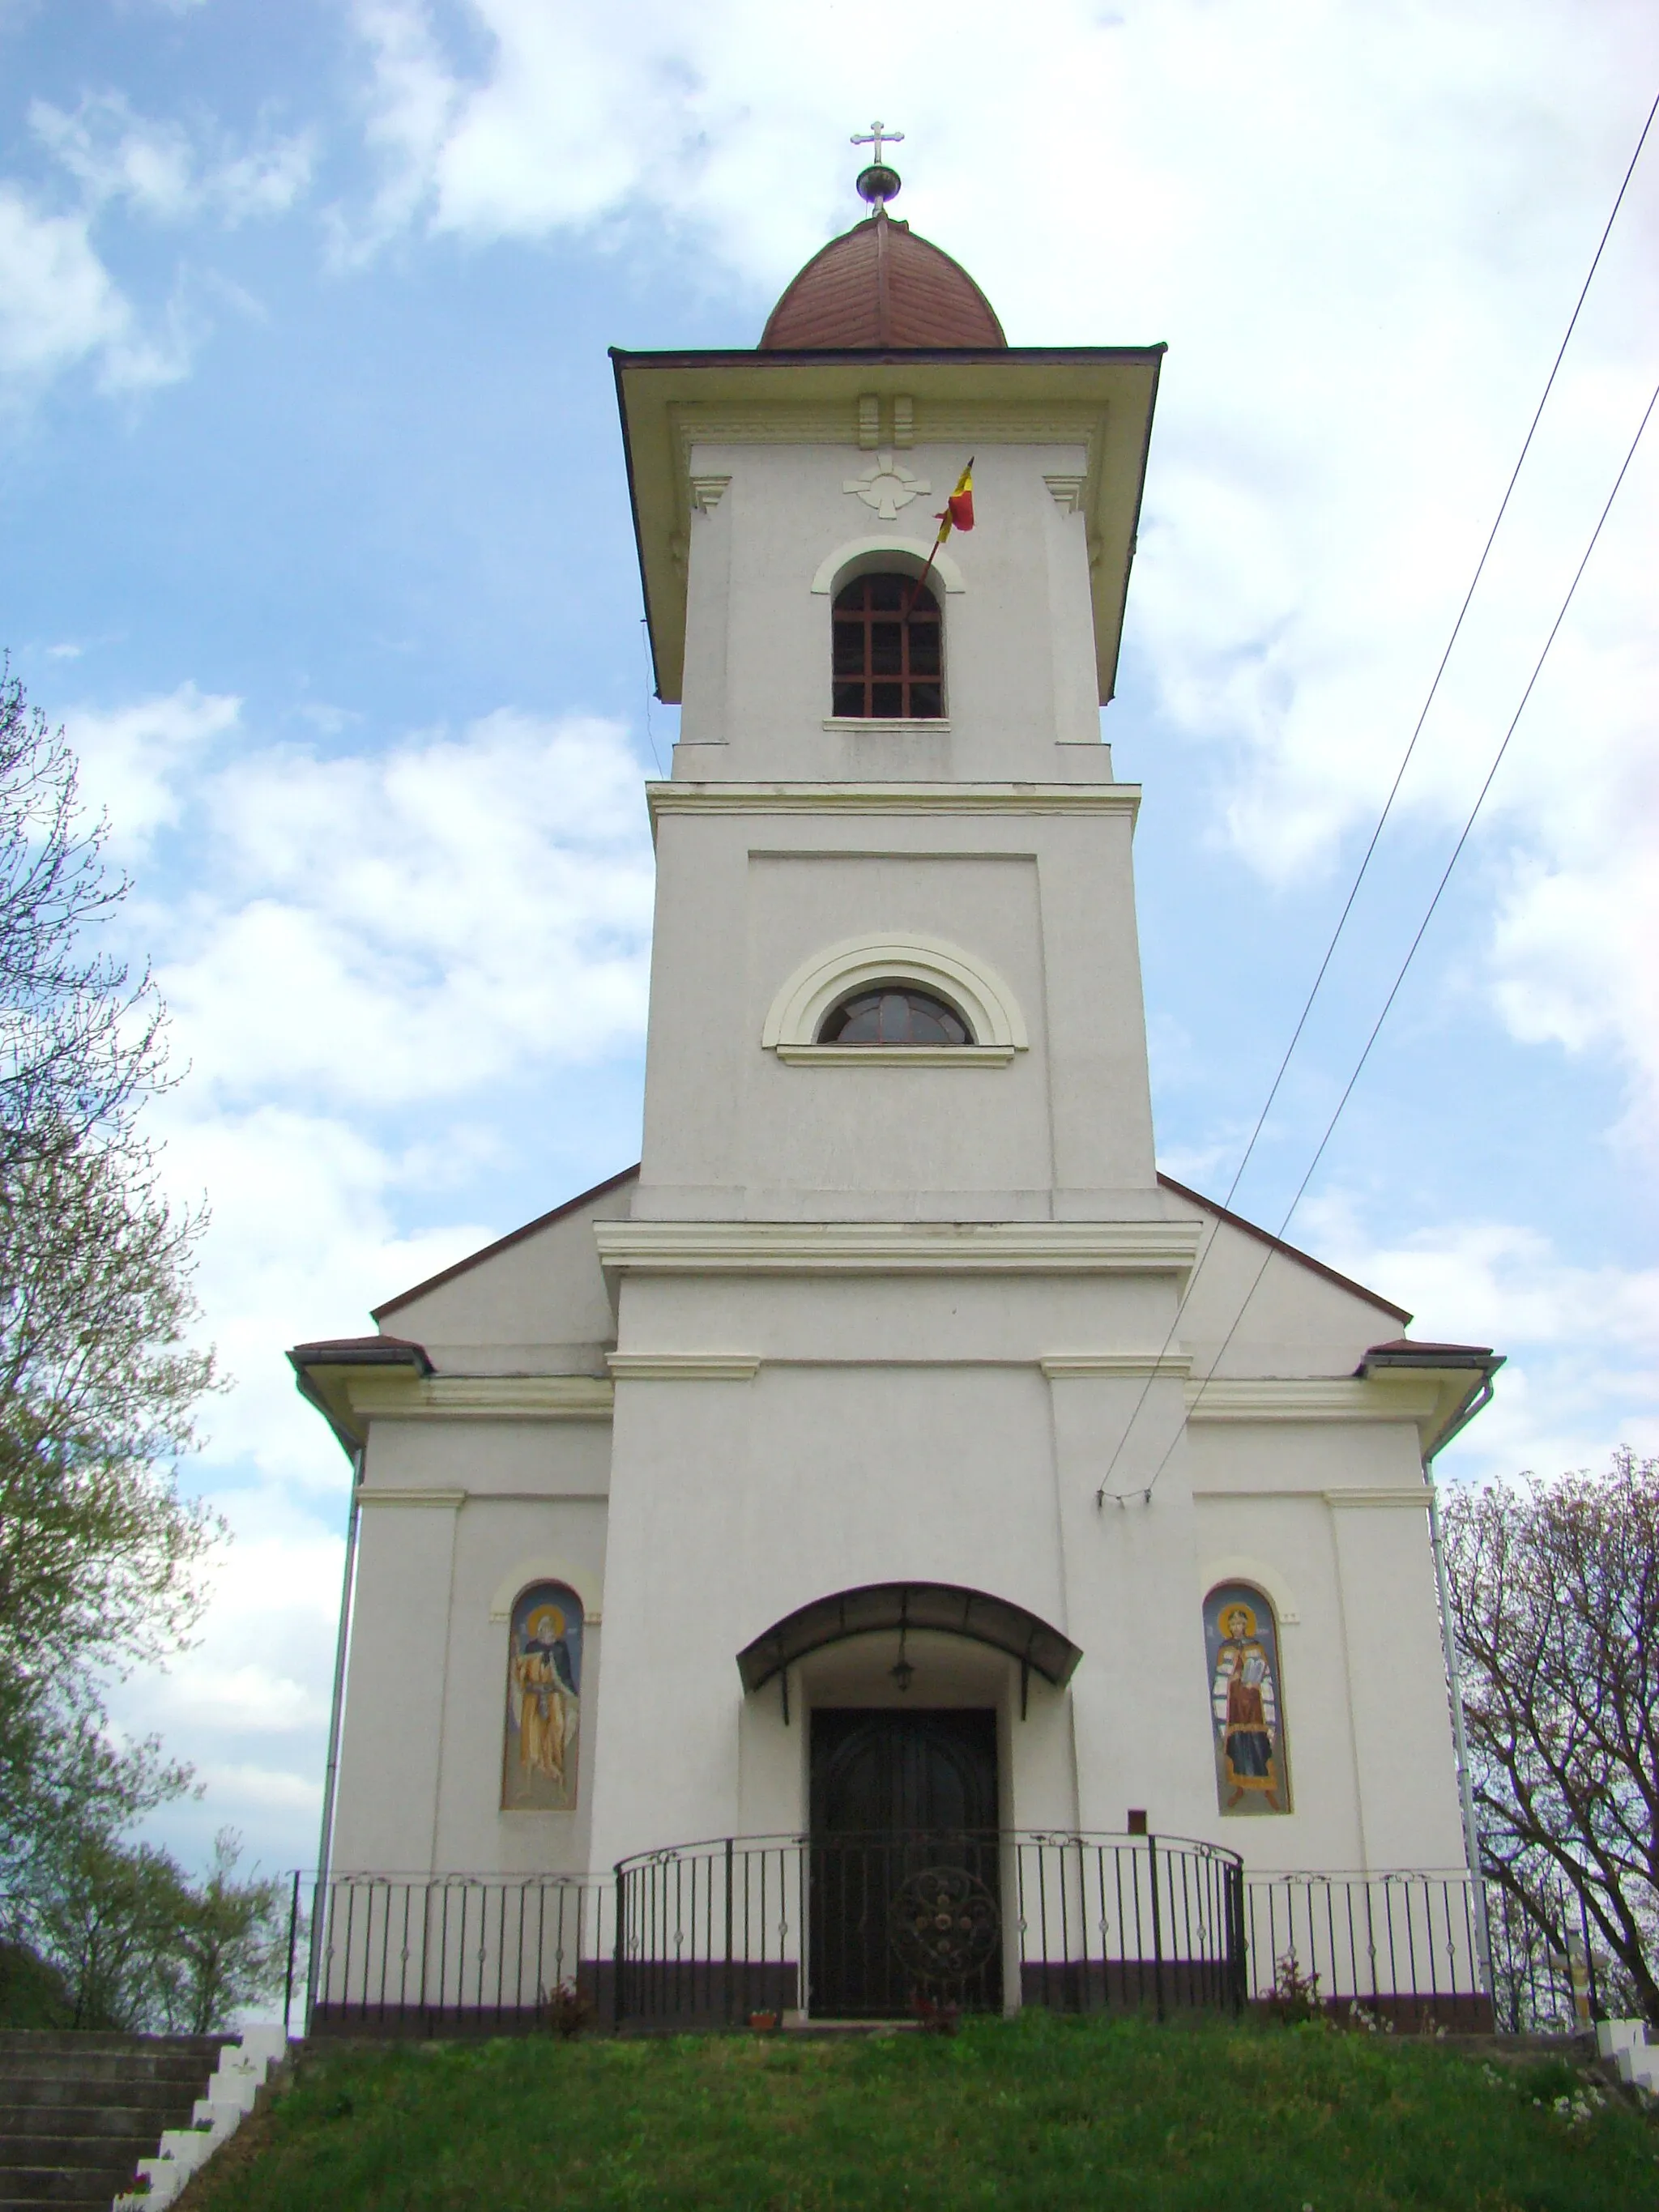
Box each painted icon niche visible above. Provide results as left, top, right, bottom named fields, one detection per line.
left=1203, top=1583, right=1291, bottom=1815
left=502, top=1583, right=582, bottom=1811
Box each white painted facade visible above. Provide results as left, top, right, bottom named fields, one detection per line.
left=295, top=232, right=1496, bottom=1915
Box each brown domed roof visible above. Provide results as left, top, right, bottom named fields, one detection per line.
left=761, top=211, right=1005, bottom=351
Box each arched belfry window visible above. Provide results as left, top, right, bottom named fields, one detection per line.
left=832, top=573, right=942, bottom=719
left=819, top=987, right=970, bottom=1047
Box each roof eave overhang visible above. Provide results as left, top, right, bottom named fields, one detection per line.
left=287, top=1340, right=433, bottom=1456
left=611, top=343, right=1166, bottom=708
left=1357, top=1345, right=1505, bottom=1458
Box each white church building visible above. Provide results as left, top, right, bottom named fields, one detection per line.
left=292, top=156, right=1501, bottom=2031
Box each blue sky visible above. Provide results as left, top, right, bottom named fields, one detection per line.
left=2, top=0, right=1656, bottom=1879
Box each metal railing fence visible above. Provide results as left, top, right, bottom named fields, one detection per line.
left=1243, top=1870, right=1486, bottom=2030
left=305, top=1871, right=607, bottom=2037
left=282, top=1845, right=1586, bottom=2038
left=612, top=1829, right=1243, bottom=2030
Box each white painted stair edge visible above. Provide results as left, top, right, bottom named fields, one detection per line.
left=1596, top=2018, right=1659, bottom=2095
left=112, top=2026, right=291, bottom=2210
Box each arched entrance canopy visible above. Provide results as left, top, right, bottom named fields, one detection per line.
left=736, top=1582, right=1081, bottom=1694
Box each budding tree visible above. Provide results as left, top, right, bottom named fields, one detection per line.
left=0, top=662, right=220, bottom=1865
left=1442, top=1449, right=1659, bottom=2025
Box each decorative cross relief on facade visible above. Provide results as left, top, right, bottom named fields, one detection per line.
left=843, top=450, right=931, bottom=522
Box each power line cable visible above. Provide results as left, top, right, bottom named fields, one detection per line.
left=1092, top=87, right=1659, bottom=1503
left=1103, top=370, right=1659, bottom=1509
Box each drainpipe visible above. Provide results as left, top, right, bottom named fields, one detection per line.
left=1423, top=1367, right=1501, bottom=1998
left=306, top=1444, right=365, bottom=2034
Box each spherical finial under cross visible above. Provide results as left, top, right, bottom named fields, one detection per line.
left=851, top=121, right=904, bottom=211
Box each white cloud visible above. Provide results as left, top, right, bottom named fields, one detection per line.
left=30, top=92, right=314, bottom=226
left=151, top=1099, right=494, bottom=1483
left=62, top=698, right=650, bottom=1490
left=0, top=91, right=311, bottom=398
left=151, top=707, right=654, bottom=1107
left=65, top=683, right=242, bottom=851
left=106, top=1497, right=346, bottom=1872
left=0, top=185, right=182, bottom=388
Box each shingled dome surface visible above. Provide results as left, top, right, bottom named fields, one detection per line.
left=761, top=212, right=1006, bottom=351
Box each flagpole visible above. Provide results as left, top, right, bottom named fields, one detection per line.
left=906, top=456, right=973, bottom=611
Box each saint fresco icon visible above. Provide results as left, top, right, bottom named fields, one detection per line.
left=1204, top=1583, right=1290, bottom=1815
left=503, top=1582, right=582, bottom=1811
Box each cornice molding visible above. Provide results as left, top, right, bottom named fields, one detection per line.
left=1041, top=1352, right=1195, bottom=1380
left=595, top=1219, right=1201, bottom=1280
left=1192, top=1485, right=1430, bottom=1511
left=1183, top=1375, right=1451, bottom=1436
left=607, top=1353, right=761, bottom=1381
left=1184, top=1378, right=1434, bottom=1420
left=357, top=1487, right=467, bottom=1508
left=343, top=1373, right=615, bottom=1422
left=647, top=782, right=1141, bottom=830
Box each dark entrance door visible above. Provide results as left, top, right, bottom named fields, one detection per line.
left=809, top=1708, right=1001, bottom=2017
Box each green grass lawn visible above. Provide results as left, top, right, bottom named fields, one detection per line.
left=179, top=2014, right=1658, bottom=2212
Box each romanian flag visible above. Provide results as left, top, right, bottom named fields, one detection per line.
left=938, top=459, right=975, bottom=538
left=908, top=458, right=975, bottom=608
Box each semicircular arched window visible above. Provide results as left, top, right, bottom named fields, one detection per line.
left=818, top=986, right=971, bottom=1047
left=502, top=1580, right=582, bottom=1811
left=832, top=573, right=943, bottom=719
left=1203, top=1582, right=1291, bottom=1816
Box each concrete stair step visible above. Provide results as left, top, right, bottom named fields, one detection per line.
left=0, top=2052, right=215, bottom=2087
left=0, top=2037, right=226, bottom=2060
left=0, top=2165, right=139, bottom=2206
left=0, top=2133, right=154, bottom=2168
left=0, top=2103, right=186, bottom=2136
left=0, top=2080, right=192, bottom=2114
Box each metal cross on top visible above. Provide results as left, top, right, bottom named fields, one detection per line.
left=851, top=121, right=904, bottom=165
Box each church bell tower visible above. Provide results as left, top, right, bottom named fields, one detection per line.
left=586, top=150, right=1219, bottom=1868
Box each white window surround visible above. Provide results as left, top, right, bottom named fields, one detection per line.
left=1198, top=1556, right=1300, bottom=1628
left=821, top=717, right=953, bottom=735
left=761, top=932, right=1028, bottom=1067
left=810, top=535, right=966, bottom=596
left=488, top=1558, right=601, bottom=1626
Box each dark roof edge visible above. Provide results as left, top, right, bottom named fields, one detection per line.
left=611, top=351, right=663, bottom=701
left=1156, top=1172, right=1414, bottom=1324
left=609, top=343, right=1168, bottom=369
left=372, top=1162, right=642, bottom=1321
left=1106, top=343, right=1165, bottom=705
left=1360, top=1339, right=1497, bottom=1370
left=288, top=1334, right=433, bottom=1372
